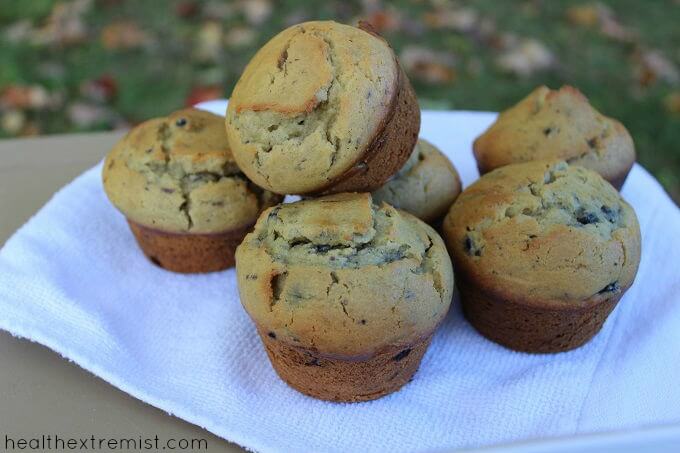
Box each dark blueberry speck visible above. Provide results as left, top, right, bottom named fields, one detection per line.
left=175, top=118, right=187, bottom=127
left=577, top=212, right=599, bottom=225
left=393, top=348, right=411, bottom=362
left=598, top=282, right=620, bottom=294
left=601, top=205, right=618, bottom=223
left=267, top=332, right=276, bottom=339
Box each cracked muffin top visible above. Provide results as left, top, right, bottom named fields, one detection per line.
left=226, top=21, right=401, bottom=195
left=235, top=193, right=454, bottom=357
left=473, top=86, right=635, bottom=188
left=443, top=160, right=640, bottom=306
left=102, top=108, right=281, bottom=234
left=372, top=139, right=462, bottom=223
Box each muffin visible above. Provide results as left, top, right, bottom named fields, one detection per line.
left=372, top=139, right=462, bottom=224
left=473, top=86, right=635, bottom=190
left=442, top=160, right=640, bottom=353
left=226, top=20, right=420, bottom=196
left=102, top=108, right=282, bottom=273
left=235, top=193, right=453, bottom=402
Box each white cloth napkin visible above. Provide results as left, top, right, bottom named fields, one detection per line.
left=1, top=103, right=679, bottom=453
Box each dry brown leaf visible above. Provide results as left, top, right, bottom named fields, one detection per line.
left=239, top=0, right=272, bottom=26
left=363, top=9, right=402, bottom=33
left=80, top=75, right=117, bottom=103
left=175, top=1, right=200, bottom=19
left=35, top=0, right=91, bottom=46
left=400, top=46, right=456, bottom=84
left=203, top=1, right=236, bottom=20
left=566, top=3, right=636, bottom=43
left=67, top=102, right=113, bottom=127
left=101, top=21, right=149, bottom=50
left=635, top=49, right=680, bottom=86
left=1, top=85, right=54, bottom=110
left=566, top=5, right=600, bottom=27
left=225, top=26, right=256, bottom=48
left=496, top=38, right=555, bottom=77
left=194, top=22, right=223, bottom=62
left=1, top=110, right=25, bottom=135
left=664, top=92, right=680, bottom=114
left=423, top=7, right=479, bottom=33
left=185, top=86, right=223, bottom=107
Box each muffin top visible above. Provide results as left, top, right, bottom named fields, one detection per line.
left=236, top=193, right=454, bottom=357
left=473, top=86, right=635, bottom=184
left=443, top=160, right=640, bottom=306
left=103, top=108, right=281, bottom=234
left=372, top=139, right=462, bottom=223
left=226, top=21, right=400, bottom=195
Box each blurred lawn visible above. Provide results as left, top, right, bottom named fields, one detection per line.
left=1, top=0, right=679, bottom=202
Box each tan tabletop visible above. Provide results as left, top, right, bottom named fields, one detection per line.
left=0, top=132, right=242, bottom=452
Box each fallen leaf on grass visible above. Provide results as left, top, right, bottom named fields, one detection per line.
left=495, top=38, right=554, bottom=77
left=400, top=46, right=456, bottom=84
left=175, top=1, right=200, bottom=19
left=362, top=9, right=402, bottom=33
left=565, top=4, right=600, bottom=27
left=664, top=92, right=680, bottom=114
left=225, top=26, right=256, bottom=48
left=634, top=49, right=680, bottom=87
left=185, top=86, right=224, bottom=107
left=1, top=85, right=55, bottom=110
left=195, top=22, right=223, bottom=63
left=67, top=102, right=114, bottom=128
left=566, top=3, right=636, bottom=43
left=35, top=0, right=92, bottom=46
left=239, top=0, right=272, bottom=26
left=423, top=6, right=479, bottom=33
left=1, top=110, right=25, bottom=135
left=80, top=75, right=118, bottom=103
left=101, top=21, right=150, bottom=50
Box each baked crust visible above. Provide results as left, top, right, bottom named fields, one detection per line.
left=226, top=21, right=419, bottom=195
left=103, top=108, right=281, bottom=233
left=372, top=139, right=461, bottom=224
left=235, top=193, right=453, bottom=357
left=442, top=160, right=641, bottom=352
left=473, top=86, right=635, bottom=190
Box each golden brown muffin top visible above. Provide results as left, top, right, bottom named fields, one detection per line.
left=473, top=86, right=635, bottom=184
left=235, top=193, right=454, bottom=357
left=226, top=21, right=399, bottom=194
left=372, top=139, right=462, bottom=223
left=443, top=160, right=640, bottom=306
left=102, top=108, right=281, bottom=234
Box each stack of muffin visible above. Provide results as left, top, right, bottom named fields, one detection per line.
left=102, top=21, right=641, bottom=402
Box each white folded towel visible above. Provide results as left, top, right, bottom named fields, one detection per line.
left=1, top=103, right=679, bottom=453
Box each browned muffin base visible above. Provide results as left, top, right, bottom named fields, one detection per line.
left=258, top=329, right=432, bottom=402
left=127, top=220, right=252, bottom=274
left=606, top=167, right=630, bottom=191
left=459, top=278, right=621, bottom=353
left=316, top=65, right=420, bottom=195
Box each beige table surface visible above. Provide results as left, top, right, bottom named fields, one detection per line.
left=0, top=132, right=242, bottom=452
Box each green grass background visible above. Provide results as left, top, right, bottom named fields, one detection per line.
left=1, top=0, right=679, bottom=201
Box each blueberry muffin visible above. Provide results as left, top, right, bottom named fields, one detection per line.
left=473, top=86, right=635, bottom=189
left=372, top=139, right=462, bottom=224
left=226, top=20, right=420, bottom=196
left=442, top=160, right=640, bottom=353
left=102, top=108, right=282, bottom=273
left=235, top=193, right=453, bottom=402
